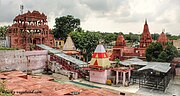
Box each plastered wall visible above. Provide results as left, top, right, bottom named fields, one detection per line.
left=90, top=70, right=108, bottom=84
left=26, top=50, right=48, bottom=71
left=0, top=50, right=48, bottom=72
left=0, top=50, right=27, bottom=71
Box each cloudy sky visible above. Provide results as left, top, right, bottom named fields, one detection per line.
left=0, top=0, right=179, bottom=35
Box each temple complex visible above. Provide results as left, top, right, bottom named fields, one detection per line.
left=110, top=20, right=152, bottom=60
left=157, top=31, right=169, bottom=46
left=7, top=10, right=54, bottom=50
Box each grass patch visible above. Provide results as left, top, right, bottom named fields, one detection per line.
left=69, top=81, right=101, bottom=88
left=0, top=81, right=13, bottom=96
left=0, top=47, right=17, bottom=50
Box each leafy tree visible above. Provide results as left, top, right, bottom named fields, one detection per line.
left=124, top=32, right=139, bottom=43
left=130, top=34, right=139, bottom=43
left=166, top=32, right=180, bottom=40
left=70, top=31, right=101, bottom=62
left=146, top=42, right=178, bottom=62
left=101, top=33, right=117, bottom=45
left=157, top=51, right=168, bottom=62
left=163, top=43, right=178, bottom=62
left=53, top=15, right=80, bottom=40
left=0, top=26, right=8, bottom=38
left=151, top=33, right=159, bottom=40
left=146, top=42, right=163, bottom=61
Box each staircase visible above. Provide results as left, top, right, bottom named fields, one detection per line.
left=50, top=55, right=87, bottom=78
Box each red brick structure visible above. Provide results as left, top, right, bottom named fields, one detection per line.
left=7, top=10, right=54, bottom=50
left=110, top=20, right=152, bottom=61
left=115, top=34, right=126, bottom=46
left=110, top=34, right=126, bottom=60
left=157, top=31, right=169, bottom=46
left=140, top=19, right=152, bottom=48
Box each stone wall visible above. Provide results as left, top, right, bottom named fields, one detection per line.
left=0, top=50, right=48, bottom=73
left=0, top=50, right=27, bottom=71
left=26, top=50, right=48, bottom=73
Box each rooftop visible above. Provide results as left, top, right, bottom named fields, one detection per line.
left=36, top=44, right=87, bottom=66
left=0, top=71, right=119, bottom=96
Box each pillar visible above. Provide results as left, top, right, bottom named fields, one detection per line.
left=40, top=38, right=42, bottom=44
left=128, top=70, right=131, bottom=82
left=121, top=72, right=123, bottom=80
left=123, top=72, right=126, bottom=86
left=116, top=71, right=119, bottom=85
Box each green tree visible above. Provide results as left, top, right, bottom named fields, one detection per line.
left=0, top=26, right=8, bottom=38
left=151, top=33, right=159, bottom=40
left=102, top=33, right=117, bottom=45
left=157, top=51, right=168, bottom=62
left=70, top=31, right=101, bottom=62
left=53, top=15, right=80, bottom=40
left=163, top=43, right=178, bottom=62
left=124, top=32, right=139, bottom=43
left=146, top=42, right=163, bottom=61
left=166, top=33, right=180, bottom=40
left=146, top=42, right=178, bottom=62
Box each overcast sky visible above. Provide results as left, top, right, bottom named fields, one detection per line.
left=0, top=0, right=179, bottom=35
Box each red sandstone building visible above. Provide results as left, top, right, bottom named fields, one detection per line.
left=157, top=31, right=169, bottom=46
left=7, top=10, right=54, bottom=50
left=110, top=20, right=154, bottom=60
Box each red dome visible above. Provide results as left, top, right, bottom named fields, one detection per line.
left=157, top=32, right=168, bottom=45
left=115, top=34, right=126, bottom=46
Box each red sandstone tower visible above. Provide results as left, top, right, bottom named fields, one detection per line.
left=157, top=31, right=169, bottom=46
left=7, top=11, right=54, bottom=50
left=140, top=19, right=152, bottom=48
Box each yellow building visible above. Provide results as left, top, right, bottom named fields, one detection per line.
left=54, top=39, right=64, bottom=49
left=173, top=40, right=180, bottom=51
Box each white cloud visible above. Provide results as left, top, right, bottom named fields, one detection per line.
left=0, top=0, right=179, bottom=35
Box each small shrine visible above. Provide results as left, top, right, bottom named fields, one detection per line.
left=89, top=44, right=111, bottom=69
left=157, top=31, right=169, bottom=46
left=110, top=34, right=126, bottom=60
left=88, top=44, right=111, bottom=84
left=115, top=34, right=126, bottom=47
left=63, top=35, right=79, bottom=55
left=86, top=44, right=133, bottom=86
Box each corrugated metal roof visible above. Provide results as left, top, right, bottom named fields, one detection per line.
left=37, top=44, right=87, bottom=66
left=119, top=58, right=171, bottom=73
left=138, top=62, right=171, bottom=73
left=119, top=57, right=148, bottom=66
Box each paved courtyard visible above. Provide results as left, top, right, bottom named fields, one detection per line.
left=63, top=75, right=180, bottom=96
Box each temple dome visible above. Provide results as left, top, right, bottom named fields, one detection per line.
left=115, top=34, right=126, bottom=46
left=89, top=44, right=111, bottom=68
left=63, top=35, right=76, bottom=51
left=157, top=31, right=168, bottom=45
